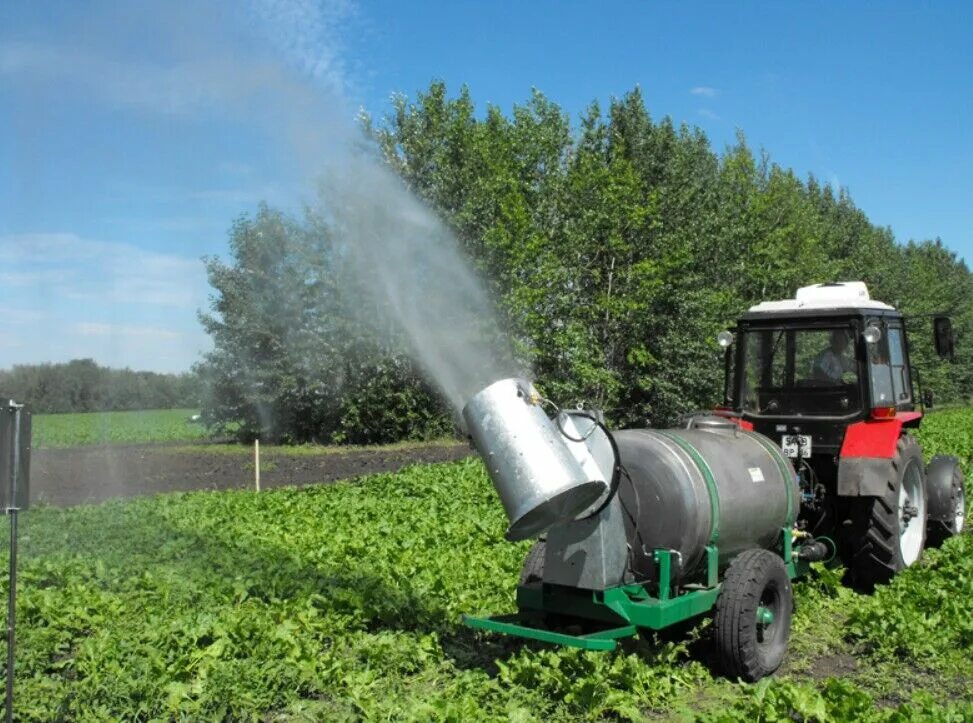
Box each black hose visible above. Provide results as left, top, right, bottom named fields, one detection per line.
left=554, top=409, right=655, bottom=582
left=555, top=410, right=623, bottom=522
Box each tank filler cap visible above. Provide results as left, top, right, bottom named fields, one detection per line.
left=686, top=415, right=737, bottom=431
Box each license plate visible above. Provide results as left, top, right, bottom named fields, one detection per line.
left=781, top=434, right=812, bottom=458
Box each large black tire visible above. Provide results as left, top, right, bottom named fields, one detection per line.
left=925, top=455, right=966, bottom=547
left=713, top=549, right=792, bottom=682
left=845, top=435, right=927, bottom=590
left=519, top=541, right=546, bottom=585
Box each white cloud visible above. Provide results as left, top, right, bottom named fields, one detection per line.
left=252, top=0, right=356, bottom=93
left=698, top=108, right=721, bottom=121
left=0, top=1, right=355, bottom=116
left=72, top=322, right=182, bottom=340
left=0, top=307, right=47, bottom=324
left=0, top=268, right=72, bottom=287
left=690, top=86, right=718, bottom=97
left=0, top=40, right=284, bottom=116
left=189, top=183, right=291, bottom=205
left=0, top=232, right=207, bottom=309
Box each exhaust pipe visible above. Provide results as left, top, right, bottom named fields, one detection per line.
left=462, top=378, right=609, bottom=541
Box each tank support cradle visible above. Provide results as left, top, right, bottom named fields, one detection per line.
left=462, top=530, right=811, bottom=651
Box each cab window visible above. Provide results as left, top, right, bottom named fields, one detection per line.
left=868, top=333, right=895, bottom=406
left=867, top=323, right=911, bottom=406
left=739, top=325, right=861, bottom=416
left=887, top=326, right=911, bottom=403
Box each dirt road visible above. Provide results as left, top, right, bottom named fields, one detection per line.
left=29, top=442, right=471, bottom=507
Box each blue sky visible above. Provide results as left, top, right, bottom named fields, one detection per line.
left=1, top=1, right=971, bottom=373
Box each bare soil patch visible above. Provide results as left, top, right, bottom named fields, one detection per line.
left=29, top=441, right=471, bottom=507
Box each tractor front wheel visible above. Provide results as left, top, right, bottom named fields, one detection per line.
left=846, top=434, right=927, bottom=590
left=713, top=549, right=792, bottom=681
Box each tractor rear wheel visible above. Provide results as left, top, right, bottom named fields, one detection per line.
left=925, top=456, right=966, bottom=547
left=519, top=541, right=546, bottom=585
left=846, top=434, right=927, bottom=590
left=713, top=549, right=792, bottom=682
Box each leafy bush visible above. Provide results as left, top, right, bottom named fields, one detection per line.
left=846, top=532, right=973, bottom=671
left=715, top=679, right=973, bottom=722
left=335, top=358, right=455, bottom=444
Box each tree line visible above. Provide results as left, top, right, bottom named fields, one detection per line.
left=0, top=359, right=201, bottom=414
left=198, top=83, right=973, bottom=443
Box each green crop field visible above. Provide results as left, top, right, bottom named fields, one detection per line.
left=3, top=409, right=972, bottom=720
left=31, top=408, right=209, bottom=448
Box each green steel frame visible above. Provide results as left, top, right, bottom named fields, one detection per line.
left=462, top=529, right=811, bottom=652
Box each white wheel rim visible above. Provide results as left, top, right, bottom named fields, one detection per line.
left=899, top=461, right=926, bottom=565
left=954, top=484, right=966, bottom=533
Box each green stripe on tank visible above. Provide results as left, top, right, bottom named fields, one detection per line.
left=747, top=431, right=796, bottom=527
left=655, top=431, right=721, bottom=544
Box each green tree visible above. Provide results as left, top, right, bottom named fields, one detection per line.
left=202, top=83, right=972, bottom=443
left=196, top=205, right=452, bottom=443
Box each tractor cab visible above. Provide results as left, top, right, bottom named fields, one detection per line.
left=722, top=282, right=918, bottom=458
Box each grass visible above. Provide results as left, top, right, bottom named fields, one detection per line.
left=6, top=409, right=971, bottom=719
left=6, top=453, right=971, bottom=721
left=166, top=437, right=463, bottom=457
left=30, top=407, right=461, bottom=453
left=32, top=408, right=208, bottom=448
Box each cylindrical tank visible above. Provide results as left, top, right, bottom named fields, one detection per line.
left=463, top=378, right=608, bottom=541
left=613, top=417, right=797, bottom=584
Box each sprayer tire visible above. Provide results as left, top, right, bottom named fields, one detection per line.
left=713, top=549, right=792, bottom=682
left=845, top=435, right=927, bottom=591
left=519, top=541, right=546, bottom=585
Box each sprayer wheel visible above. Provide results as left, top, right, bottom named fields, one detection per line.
left=519, top=541, right=546, bottom=585
left=713, top=549, right=792, bottom=682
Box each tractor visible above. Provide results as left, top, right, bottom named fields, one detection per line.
left=719, top=281, right=965, bottom=589
left=461, top=282, right=965, bottom=681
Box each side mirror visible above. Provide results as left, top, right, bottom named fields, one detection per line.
left=933, top=317, right=955, bottom=360
left=922, top=390, right=934, bottom=409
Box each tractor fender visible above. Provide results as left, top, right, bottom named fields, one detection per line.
left=836, top=415, right=921, bottom=496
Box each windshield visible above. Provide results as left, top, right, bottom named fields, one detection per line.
left=739, top=325, right=862, bottom=416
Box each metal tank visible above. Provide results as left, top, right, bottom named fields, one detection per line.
left=612, top=416, right=797, bottom=585
left=462, top=378, right=609, bottom=542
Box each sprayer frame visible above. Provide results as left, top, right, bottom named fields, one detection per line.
left=462, top=529, right=810, bottom=651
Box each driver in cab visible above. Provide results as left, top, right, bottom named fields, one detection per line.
left=811, top=330, right=856, bottom=383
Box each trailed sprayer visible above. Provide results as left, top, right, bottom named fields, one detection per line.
left=462, top=283, right=966, bottom=680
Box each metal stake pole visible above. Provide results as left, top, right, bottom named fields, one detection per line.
left=5, top=509, right=15, bottom=723
left=5, top=404, right=22, bottom=723
left=255, top=438, right=260, bottom=492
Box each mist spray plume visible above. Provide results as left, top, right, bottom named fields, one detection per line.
left=8, top=0, right=520, bottom=417
left=318, top=157, right=516, bottom=411
left=245, top=1, right=521, bottom=413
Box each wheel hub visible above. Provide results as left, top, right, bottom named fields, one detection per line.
left=756, top=606, right=775, bottom=626
left=954, top=486, right=966, bottom=533
left=901, top=500, right=919, bottom=525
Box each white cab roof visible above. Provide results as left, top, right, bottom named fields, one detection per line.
left=748, top=282, right=895, bottom=313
